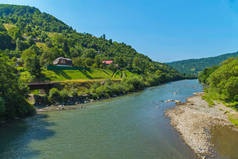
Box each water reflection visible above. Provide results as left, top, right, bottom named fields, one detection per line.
left=0, top=114, right=55, bottom=159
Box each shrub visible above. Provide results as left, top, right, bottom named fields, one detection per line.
left=31, top=90, right=41, bottom=95
left=123, top=77, right=145, bottom=92
left=60, top=89, right=69, bottom=103
left=91, top=82, right=101, bottom=90
left=96, top=86, right=107, bottom=98
left=48, top=88, right=61, bottom=104
left=145, top=74, right=160, bottom=87
left=111, top=83, right=126, bottom=95
left=71, top=89, right=78, bottom=98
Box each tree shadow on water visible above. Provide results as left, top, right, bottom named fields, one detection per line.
left=0, top=114, right=56, bottom=159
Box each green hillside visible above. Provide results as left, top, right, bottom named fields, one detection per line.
left=0, top=4, right=72, bottom=33
left=0, top=4, right=183, bottom=82
left=198, top=57, right=238, bottom=113
left=0, top=4, right=185, bottom=120
left=168, top=52, right=238, bottom=77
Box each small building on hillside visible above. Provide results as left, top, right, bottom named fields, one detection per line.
left=16, top=58, right=23, bottom=67
left=102, top=60, right=113, bottom=65
left=53, top=57, right=73, bottom=66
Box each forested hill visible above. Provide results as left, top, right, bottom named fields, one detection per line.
left=0, top=4, right=184, bottom=121
left=0, top=4, right=182, bottom=80
left=198, top=57, right=238, bottom=109
left=0, top=4, right=73, bottom=33
left=167, top=52, right=238, bottom=77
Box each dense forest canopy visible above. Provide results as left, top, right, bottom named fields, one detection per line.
left=198, top=57, right=238, bottom=107
left=168, top=52, right=238, bottom=77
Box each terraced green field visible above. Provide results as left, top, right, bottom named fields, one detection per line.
left=42, top=68, right=139, bottom=82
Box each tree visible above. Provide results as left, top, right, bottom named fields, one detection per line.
left=0, top=31, right=14, bottom=50
left=100, top=34, right=106, bottom=40
left=223, top=77, right=238, bottom=101
left=82, top=48, right=97, bottom=58
left=85, top=58, right=94, bottom=67
left=72, top=57, right=86, bottom=68
left=132, top=57, right=146, bottom=73
left=198, top=66, right=218, bottom=85
left=114, top=56, right=126, bottom=69
left=0, top=55, right=35, bottom=119
left=40, top=47, right=63, bottom=66
left=22, top=46, right=41, bottom=77
left=39, top=32, right=48, bottom=42
left=7, top=26, right=21, bottom=40
left=70, top=47, right=82, bottom=58
left=16, top=38, right=27, bottom=51
left=200, top=57, right=238, bottom=102
left=26, top=36, right=35, bottom=46
left=48, top=88, right=61, bottom=104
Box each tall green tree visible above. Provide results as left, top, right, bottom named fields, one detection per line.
left=0, top=55, right=35, bottom=120
left=40, top=47, right=63, bottom=66
left=0, top=31, right=14, bottom=50
left=22, top=46, right=41, bottom=77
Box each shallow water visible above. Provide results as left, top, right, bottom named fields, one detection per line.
left=0, top=80, right=205, bottom=159
left=211, top=126, right=238, bottom=159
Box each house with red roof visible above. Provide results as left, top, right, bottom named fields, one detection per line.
left=102, top=60, right=113, bottom=65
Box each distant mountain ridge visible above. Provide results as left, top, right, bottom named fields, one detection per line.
left=167, top=52, right=238, bottom=76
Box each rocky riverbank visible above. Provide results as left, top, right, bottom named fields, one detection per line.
left=166, top=94, right=238, bottom=159
left=36, top=100, right=95, bottom=112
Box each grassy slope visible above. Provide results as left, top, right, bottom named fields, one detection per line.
left=42, top=68, right=140, bottom=82
left=3, top=23, right=16, bottom=30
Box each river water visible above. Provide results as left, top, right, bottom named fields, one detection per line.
left=0, top=80, right=235, bottom=159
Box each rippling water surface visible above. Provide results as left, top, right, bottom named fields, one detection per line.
left=0, top=80, right=205, bottom=159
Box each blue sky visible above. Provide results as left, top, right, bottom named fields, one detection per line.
left=1, top=0, right=238, bottom=62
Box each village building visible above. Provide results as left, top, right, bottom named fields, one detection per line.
left=53, top=57, right=73, bottom=66
left=16, top=58, right=23, bottom=67
left=102, top=60, right=113, bottom=65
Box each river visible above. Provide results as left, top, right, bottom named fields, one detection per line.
left=0, top=80, right=234, bottom=159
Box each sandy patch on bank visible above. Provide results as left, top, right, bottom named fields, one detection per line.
left=166, top=94, right=237, bottom=159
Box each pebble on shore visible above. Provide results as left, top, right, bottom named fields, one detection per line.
left=166, top=94, right=237, bottom=159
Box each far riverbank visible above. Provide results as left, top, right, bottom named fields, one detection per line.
left=35, top=78, right=188, bottom=113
